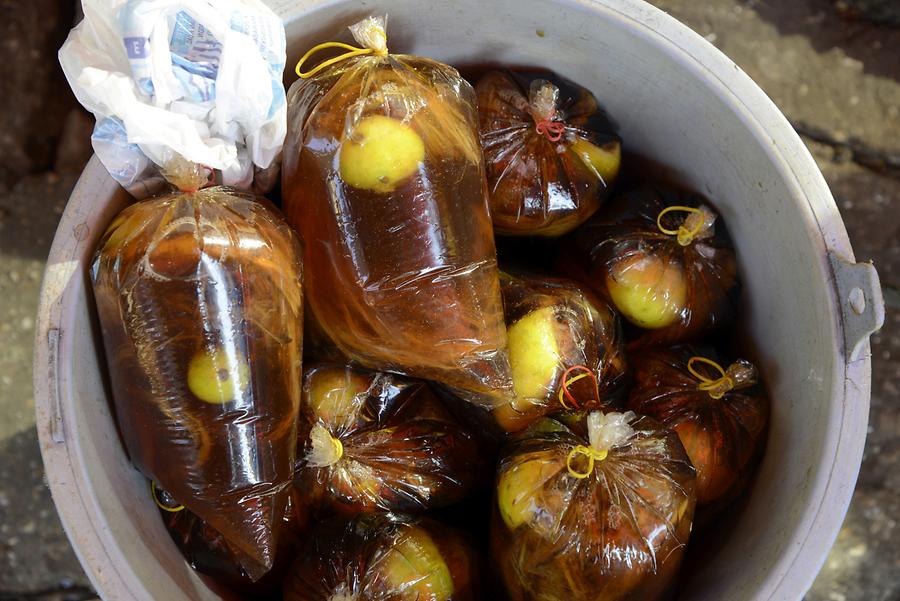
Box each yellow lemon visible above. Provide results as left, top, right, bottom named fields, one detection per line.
left=507, top=307, right=561, bottom=402
left=570, top=138, right=621, bottom=185
left=187, top=347, right=250, bottom=404
left=379, top=526, right=454, bottom=601
left=305, top=367, right=372, bottom=425
left=497, top=458, right=562, bottom=529
left=339, top=115, right=425, bottom=193
left=606, top=253, right=687, bottom=329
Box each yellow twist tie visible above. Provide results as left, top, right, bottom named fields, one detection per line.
left=566, top=445, right=609, bottom=479
left=557, top=365, right=601, bottom=410
left=151, top=481, right=184, bottom=513
left=657, top=205, right=704, bottom=246
left=687, top=356, right=735, bottom=400
left=330, top=435, right=344, bottom=462
left=558, top=372, right=592, bottom=410
left=295, top=41, right=389, bottom=79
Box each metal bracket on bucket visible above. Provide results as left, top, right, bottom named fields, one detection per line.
left=829, top=252, right=885, bottom=362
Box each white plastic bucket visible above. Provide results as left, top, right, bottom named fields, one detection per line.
left=34, top=1, right=885, bottom=599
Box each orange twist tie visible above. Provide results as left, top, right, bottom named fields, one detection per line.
left=687, top=356, right=735, bottom=400
left=535, top=118, right=566, bottom=142
left=558, top=365, right=600, bottom=410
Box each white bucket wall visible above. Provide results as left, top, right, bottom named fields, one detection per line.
left=34, top=1, right=883, bottom=600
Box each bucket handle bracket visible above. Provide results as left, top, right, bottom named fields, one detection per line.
left=828, top=252, right=885, bottom=362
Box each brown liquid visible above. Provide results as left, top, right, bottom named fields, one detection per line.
left=282, top=55, right=512, bottom=402
left=296, top=365, right=484, bottom=516
left=160, top=490, right=308, bottom=599
left=475, top=69, right=620, bottom=236
left=571, top=185, right=739, bottom=349
left=91, top=187, right=304, bottom=576
left=283, top=515, right=480, bottom=601
left=491, top=273, right=628, bottom=433
left=491, top=419, right=696, bottom=601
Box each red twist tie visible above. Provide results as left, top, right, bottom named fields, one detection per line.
left=201, top=164, right=216, bottom=188
left=535, top=118, right=566, bottom=142
left=558, top=365, right=600, bottom=410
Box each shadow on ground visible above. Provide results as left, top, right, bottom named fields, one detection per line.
left=750, top=0, right=900, bottom=82
left=0, top=0, right=79, bottom=191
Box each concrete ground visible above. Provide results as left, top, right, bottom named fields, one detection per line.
left=0, top=0, right=896, bottom=599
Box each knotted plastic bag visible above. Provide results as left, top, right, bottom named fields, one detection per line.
left=476, top=70, right=621, bottom=236
left=296, top=365, right=484, bottom=516
left=58, top=0, right=286, bottom=197
left=282, top=16, right=512, bottom=403
left=91, top=167, right=304, bottom=579
left=491, top=273, right=628, bottom=433
left=155, top=484, right=308, bottom=596
left=283, top=514, right=479, bottom=601
left=628, top=346, right=768, bottom=512
left=493, top=411, right=696, bottom=601
left=574, top=186, right=738, bottom=346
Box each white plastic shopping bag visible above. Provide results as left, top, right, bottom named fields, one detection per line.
left=59, top=0, right=286, bottom=197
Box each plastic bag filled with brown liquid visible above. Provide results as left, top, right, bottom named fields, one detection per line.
left=282, top=16, right=512, bottom=404
left=155, top=485, right=308, bottom=598
left=296, top=364, right=484, bottom=516
left=572, top=186, right=738, bottom=347
left=493, top=411, right=696, bottom=601
left=91, top=165, right=304, bottom=579
left=628, top=346, right=768, bottom=514
left=476, top=70, right=621, bottom=236
left=491, top=273, right=628, bottom=433
left=283, top=513, right=480, bottom=601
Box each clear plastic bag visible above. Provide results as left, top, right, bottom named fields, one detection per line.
left=283, top=513, right=480, bottom=601
left=476, top=70, right=621, bottom=236
left=155, top=485, right=307, bottom=596
left=91, top=173, right=304, bottom=579
left=627, top=346, right=768, bottom=511
left=491, top=273, right=628, bottom=433
left=573, top=186, right=738, bottom=347
left=296, top=365, right=484, bottom=516
left=493, top=411, right=696, bottom=601
left=282, top=16, right=512, bottom=403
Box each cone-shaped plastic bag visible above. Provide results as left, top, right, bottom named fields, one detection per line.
left=476, top=70, right=621, bottom=236
left=627, top=346, right=768, bottom=512
left=491, top=273, right=628, bottom=433
left=283, top=514, right=480, bottom=601
left=493, top=411, right=696, bottom=601
left=573, top=186, right=738, bottom=347
left=92, top=167, right=304, bottom=579
left=296, top=365, right=484, bottom=515
left=282, top=16, right=512, bottom=403
left=156, top=485, right=308, bottom=596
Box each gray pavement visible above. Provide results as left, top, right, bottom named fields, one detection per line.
left=0, top=0, right=96, bottom=596
left=0, top=0, right=897, bottom=599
